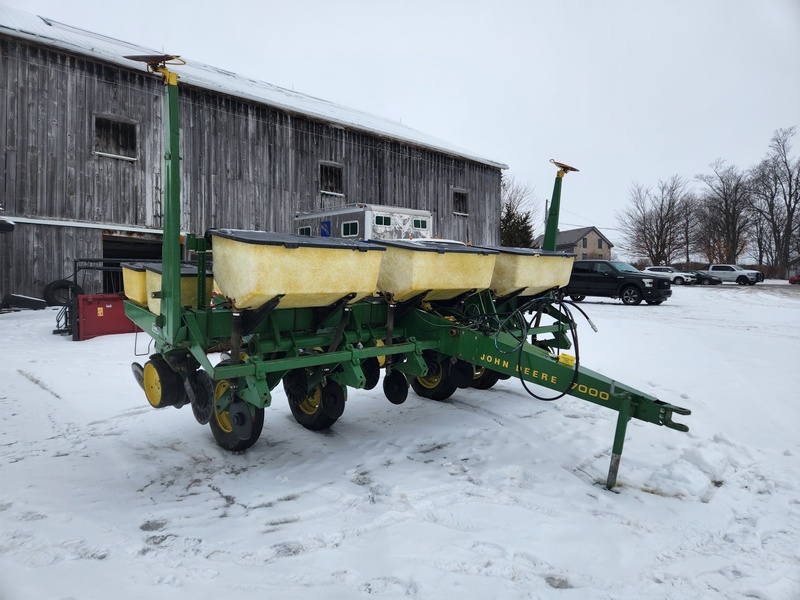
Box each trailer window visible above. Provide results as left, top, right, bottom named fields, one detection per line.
left=298, top=226, right=312, bottom=236
left=413, top=218, right=428, bottom=230
left=94, top=117, right=137, bottom=160
left=375, top=215, right=391, bottom=227
left=342, top=221, right=359, bottom=237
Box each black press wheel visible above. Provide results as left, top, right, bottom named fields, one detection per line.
left=43, top=279, right=84, bottom=306
left=620, top=286, right=643, bottom=305
left=569, top=295, right=585, bottom=302
left=471, top=366, right=501, bottom=390
left=411, top=359, right=458, bottom=401
left=210, top=360, right=264, bottom=451
left=188, top=369, right=214, bottom=425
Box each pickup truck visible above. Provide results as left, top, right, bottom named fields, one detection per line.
left=697, top=264, right=764, bottom=285
left=561, top=260, right=672, bottom=305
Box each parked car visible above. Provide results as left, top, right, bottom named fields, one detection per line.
left=789, top=275, right=800, bottom=285
left=642, top=266, right=696, bottom=285
left=561, top=260, right=672, bottom=305
left=688, top=270, right=723, bottom=285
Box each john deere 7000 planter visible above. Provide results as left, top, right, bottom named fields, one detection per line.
left=122, top=56, right=689, bottom=490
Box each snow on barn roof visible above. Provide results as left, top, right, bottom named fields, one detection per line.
left=0, top=6, right=507, bottom=170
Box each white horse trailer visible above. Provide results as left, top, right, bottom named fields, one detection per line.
left=293, top=204, right=433, bottom=241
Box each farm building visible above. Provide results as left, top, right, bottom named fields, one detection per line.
left=534, top=226, right=614, bottom=260
left=0, top=6, right=506, bottom=301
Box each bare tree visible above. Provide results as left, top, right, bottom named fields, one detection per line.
left=749, top=127, right=800, bottom=277
left=500, top=174, right=540, bottom=248
left=747, top=204, right=774, bottom=266
left=678, top=193, right=698, bottom=265
left=694, top=160, right=752, bottom=263
left=616, top=175, right=691, bottom=265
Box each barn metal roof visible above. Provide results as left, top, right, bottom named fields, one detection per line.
left=0, top=6, right=507, bottom=170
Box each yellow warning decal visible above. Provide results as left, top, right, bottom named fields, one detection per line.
left=558, top=353, right=576, bottom=367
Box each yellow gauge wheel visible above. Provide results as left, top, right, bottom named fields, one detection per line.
left=142, top=357, right=183, bottom=408
left=296, top=382, right=323, bottom=416
left=283, top=367, right=346, bottom=431
left=416, top=368, right=444, bottom=389
left=213, top=378, right=233, bottom=433
left=470, top=364, right=501, bottom=390
left=411, top=358, right=457, bottom=401
left=208, top=359, right=265, bottom=452
left=416, top=363, right=445, bottom=390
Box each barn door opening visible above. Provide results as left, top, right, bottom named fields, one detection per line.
left=102, top=235, right=162, bottom=293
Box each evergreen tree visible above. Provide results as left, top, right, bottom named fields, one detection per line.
left=500, top=175, right=537, bottom=247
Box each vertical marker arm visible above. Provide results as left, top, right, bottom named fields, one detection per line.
left=124, top=54, right=185, bottom=345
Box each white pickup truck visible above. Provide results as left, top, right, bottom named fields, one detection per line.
left=697, top=264, right=764, bottom=285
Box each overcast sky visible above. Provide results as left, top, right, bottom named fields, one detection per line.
left=4, top=0, right=800, bottom=238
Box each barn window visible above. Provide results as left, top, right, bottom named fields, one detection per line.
left=375, top=215, right=391, bottom=227
left=320, top=163, right=343, bottom=195
left=413, top=218, right=428, bottom=230
left=342, top=221, right=359, bottom=237
left=453, top=191, right=468, bottom=216
left=94, top=117, right=137, bottom=160
left=298, top=226, right=312, bottom=236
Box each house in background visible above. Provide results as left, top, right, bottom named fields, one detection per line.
left=0, top=6, right=506, bottom=300
left=534, top=226, right=614, bottom=260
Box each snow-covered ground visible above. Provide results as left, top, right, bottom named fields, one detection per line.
left=1, top=283, right=799, bottom=599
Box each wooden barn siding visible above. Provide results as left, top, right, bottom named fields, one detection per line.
left=1, top=36, right=500, bottom=297
left=178, top=87, right=501, bottom=242
left=0, top=223, right=103, bottom=298
left=1, top=38, right=162, bottom=297
left=1, top=38, right=162, bottom=225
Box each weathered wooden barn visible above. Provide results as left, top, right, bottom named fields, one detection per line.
left=0, top=6, right=506, bottom=301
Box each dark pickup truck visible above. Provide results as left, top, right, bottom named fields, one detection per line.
left=561, top=260, right=672, bottom=305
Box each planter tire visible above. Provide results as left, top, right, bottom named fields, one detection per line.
left=471, top=367, right=501, bottom=390
left=210, top=360, right=264, bottom=451
left=411, top=359, right=457, bottom=401
left=44, top=279, right=84, bottom=306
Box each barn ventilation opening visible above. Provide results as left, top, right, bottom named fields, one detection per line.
left=94, top=117, right=137, bottom=160
left=320, top=164, right=343, bottom=194
left=453, top=190, right=469, bottom=216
